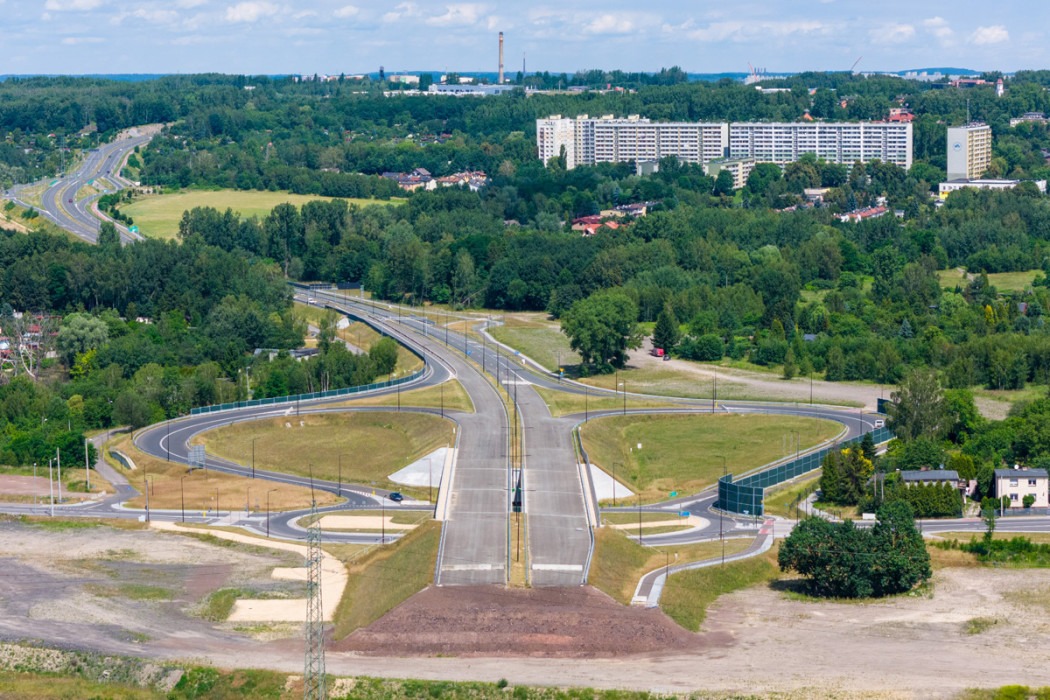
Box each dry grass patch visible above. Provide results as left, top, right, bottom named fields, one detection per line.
left=109, top=433, right=330, bottom=512
left=333, top=380, right=474, bottom=414
left=534, top=386, right=675, bottom=417
left=191, top=412, right=454, bottom=498
left=581, top=413, right=841, bottom=503
left=488, top=314, right=580, bottom=371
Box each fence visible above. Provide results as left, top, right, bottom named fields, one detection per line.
left=718, top=425, right=894, bottom=516
left=190, top=367, right=426, bottom=415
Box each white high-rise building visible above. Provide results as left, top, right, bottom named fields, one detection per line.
left=537, top=116, right=914, bottom=171
left=728, top=122, right=913, bottom=169
left=946, top=123, right=993, bottom=181
left=537, top=115, right=728, bottom=170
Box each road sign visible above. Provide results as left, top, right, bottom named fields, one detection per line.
left=679, top=511, right=690, bottom=518
left=669, top=491, right=678, bottom=497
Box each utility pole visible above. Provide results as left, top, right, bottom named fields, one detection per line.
left=48, top=459, right=54, bottom=517
left=252, top=438, right=256, bottom=479
left=180, top=475, right=187, bottom=523
left=84, top=439, right=90, bottom=491
left=56, top=447, right=62, bottom=504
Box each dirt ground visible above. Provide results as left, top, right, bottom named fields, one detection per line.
left=0, top=475, right=54, bottom=497
left=2, top=520, right=1050, bottom=697
left=627, top=340, right=1010, bottom=420
left=334, top=585, right=711, bottom=657
left=325, top=567, right=1050, bottom=697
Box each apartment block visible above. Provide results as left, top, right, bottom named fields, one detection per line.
left=946, top=123, right=993, bottom=180
left=538, top=116, right=913, bottom=172
left=728, top=122, right=913, bottom=170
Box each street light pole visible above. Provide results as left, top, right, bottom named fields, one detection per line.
left=84, top=439, right=90, bottom=491
left=180, top=475, right=186, bottom=523
left=166, top=421, right=170, bottom=462
left=251, top=438, right=256, bottom=479
left=266, top=489, right=277, bottom=537
left=338, top=454, right=343, bottom=496
left=622, top=381, right=626, bottom=416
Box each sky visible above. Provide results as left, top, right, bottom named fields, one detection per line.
left=1, top=0, right=1046, bottom=76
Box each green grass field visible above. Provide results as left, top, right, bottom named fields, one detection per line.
left=122, top=189, right=401, bottom=239
left=581, top=413, right=841, bottom=503
left=192, top=412, right=454, bottom=498
left=938, top=268, right=1042, bottom=292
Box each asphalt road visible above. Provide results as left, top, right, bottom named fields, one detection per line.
left=8, top=125, right=160, bottom=243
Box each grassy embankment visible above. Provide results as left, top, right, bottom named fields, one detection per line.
left=659, top=545, right=782, bottom=631
left=589, top=526, right=752, bottom=606
left=108, top=433, right=330, bottom=512
left=581, top=413, right=841, bottom=503
left=193, top=412, right=454, bottom=501
left=0, top=644, right=719, bottom=700
left=331, top=520, right=441, bottom=638
left=121, top=189, right=402, bottom=240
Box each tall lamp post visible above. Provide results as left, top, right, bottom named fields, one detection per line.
left=251, top=438, right=256, bottom=479
left=266, top=488, right=278, bottom=537
left=180, top=474, right=187, bottom=523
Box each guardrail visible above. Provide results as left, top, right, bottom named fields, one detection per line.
left=717, top=425, right=894, bottom=516
left=190, top=367, right=425, bottom=415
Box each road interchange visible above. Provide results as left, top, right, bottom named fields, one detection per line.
left=10, top=133, right=1050, bottom=592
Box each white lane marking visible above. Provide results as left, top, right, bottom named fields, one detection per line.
left=441, top=564, right=504, bottom=571
left=531, top=564, right=583, bottom=572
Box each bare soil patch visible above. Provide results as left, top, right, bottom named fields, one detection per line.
left=334, top=585, right=721, bottom=657
left=0, top=475, right=53, bottom=497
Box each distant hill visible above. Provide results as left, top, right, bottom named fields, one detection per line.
left=895, top=67, right=980, bottom=76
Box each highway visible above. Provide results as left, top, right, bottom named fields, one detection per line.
left=7, top=124, right=162, bottom=244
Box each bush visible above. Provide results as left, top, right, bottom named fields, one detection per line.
left=678, top=333, right=724, bottom=361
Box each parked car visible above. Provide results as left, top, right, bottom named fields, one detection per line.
left=388, top=492, right=404, bottom=503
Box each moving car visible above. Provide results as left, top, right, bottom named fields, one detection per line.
left=388, top=491, right=404, bottom=503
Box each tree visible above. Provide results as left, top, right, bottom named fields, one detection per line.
left=56, top=313, right=109, bottom=365
left=889, top=369, right=946, bottom=441
left=713, top=169, right=735, bottom=196
left=561, top=290, right=642, bottom=372
left=819, top=447, right=874, bottom=506
left=651, top=303, right=680, bottom=354
left=779, top=502, right=930, bottom=598
left=868, top=501, right=932, bottom=596
left=369, top=337, right=399, bottom=376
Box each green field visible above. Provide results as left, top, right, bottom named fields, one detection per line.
left=581, top=413, right=842, bottom=503
left=938, top=268, right=1042, bottom=292
left=121, top=189, right=401, bottom=239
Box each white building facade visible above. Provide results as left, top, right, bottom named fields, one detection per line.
left=946, top=123, right=993, bottom=181
left=538, top=116, right=913, bottom=171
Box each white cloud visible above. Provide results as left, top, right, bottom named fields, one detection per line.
left=584, top=14, right=635, bottom=36
left=60, top=36, right=105, bottom=44
left=44, top=0, right=103, bottom=10
left=333, top=4, right=358, bottom=18
left=113, top=8, right=179, bottom=24
left=426, top=3, right=487, bottom=27
left=382, top=2, right=417, bottom=23
left=923, top=17, right=952, bottom=38
left=686, top=20, right=828, bottom=43
left=870, top=23, right=915, bottom=45
left=224, top=1, right=278, bottom=23
left=971, top=25, right=1009, bottom=45
left=175, top=0, right=208, bottom=7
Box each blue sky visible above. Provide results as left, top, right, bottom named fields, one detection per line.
left=1, top=0, right=1045, bottom=75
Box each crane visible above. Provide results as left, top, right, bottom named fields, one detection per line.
left=850, top=56, right=863, bottom=75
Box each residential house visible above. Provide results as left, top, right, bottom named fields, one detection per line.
left=994, top=468, right=1050, bottom=509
